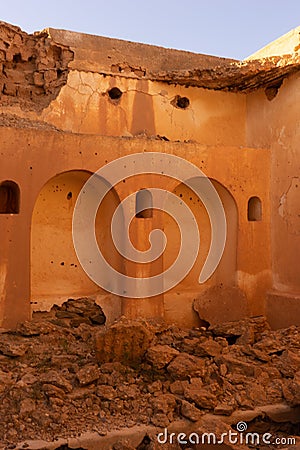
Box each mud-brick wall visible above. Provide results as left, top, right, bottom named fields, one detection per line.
left=246, top=72, right=300, bottom=328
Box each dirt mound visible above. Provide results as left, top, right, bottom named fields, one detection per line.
left=0, top=299, right=299, bottom=448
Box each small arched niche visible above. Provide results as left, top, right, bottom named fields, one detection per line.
left=248, top=196, right=262, bottom=221
left=135, top=189, right=153, bottom=219
left=0, top=180, right=20, bottom=214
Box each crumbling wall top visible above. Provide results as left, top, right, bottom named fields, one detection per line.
left=0, top=21, right=299, bottom=114
left=47, top=26, right=300, bottom=92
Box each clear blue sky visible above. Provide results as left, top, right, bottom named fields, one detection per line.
left=1, top=0, right=300, bottom=60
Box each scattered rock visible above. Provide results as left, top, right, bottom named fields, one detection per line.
left=169, top=380, right=187, bottom=395
left=183, top=385, right=218, bottom=409
left=150, top=394, right=177, bottom=415
left=40, top=370, right=73, bottom=393
left=145, top=344, right=179, bottom=369
left=0, top=337, right=28, bottom=357
left=96, top=385, right=116, bottom=400
left=180, top=399, right=202, bottom=421
left=214, top=403, right=235, bottom=415
left=0, top=313, right=298, bottom=448
left=0, top=369, right=13, bottom=393
left=42, top=383, right=66, bottom=399
left=273, top=349, right=300, bottom=377
left=52, top=297, right=106, bottom=327
left=147, top=380, right=163, bottom=394
left=216, top=354, right=256, bottom=377
left=211, top=316, right=270, bottom=344
left=194, top=338, right=222, bottom=357
left=16, top=320, right=50, bottom=336
left=76, top=364, right=100, bottom=386
left=150, top=413, right=170, bottom=427
left=167, top=353, right=205, bottom=379
left=282, top=372, right=300, bottom=406
left=95, top=318, right=154, bottom=366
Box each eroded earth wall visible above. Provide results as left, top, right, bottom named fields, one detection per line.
left=0, top=22, right=73, bottom=111
left=246, top=72, right=300, bottom=328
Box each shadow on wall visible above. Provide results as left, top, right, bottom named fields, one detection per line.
left=30, top=170, right=123, bottom=312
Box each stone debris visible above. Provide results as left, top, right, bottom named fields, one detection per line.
left=52, top=297, right=106, bottom=328
left=0, top=305, right=298, bottom=448
left=95, top=318, right=154, bottom=366
left=0, top=336, right=29, bottom=357
left=145, top=345, right=179, bottom=369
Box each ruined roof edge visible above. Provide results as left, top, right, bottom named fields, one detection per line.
left=47, top=27, right=300, bottom=92
left=0, top=21, right=299, bottom=94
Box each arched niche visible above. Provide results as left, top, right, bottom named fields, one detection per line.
left=0, top=180, right=20, bottom=214
left=31, top=170, right=123, bottom=311
left=135, top=189, right=153, bottom=218
left=163, top=177, right=238, bottom=290
left=248, top=196, right=262, bottom=221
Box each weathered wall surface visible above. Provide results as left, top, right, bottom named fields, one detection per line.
left=0, top=22, right=73, bottom=111
left=1, top=23, right=299, bottom=329
left=1, top=68, right=246, bottom=146
left=40, top=72, right=246, bottom=145
left=0, top=126, right=271, bottom=328
left=246, top=73, right=300, bottom=291
left=246, top=73, right=300, bottom=328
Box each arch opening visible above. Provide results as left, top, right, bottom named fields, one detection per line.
left=162, top=177, right=239, bottom=327
left=31, top=170, right=123, bottom=311
left=163, top=177, right=238, bottom=289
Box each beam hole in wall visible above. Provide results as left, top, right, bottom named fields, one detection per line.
left=136, top=189, right=153, bottom=218
left=108, top=87, right=122, bottom=103
left=0, top=180, right=20, bottom=214
left=171, top=95, right=190, bottom=109
left=248, top=196, right=262, bottom=221
left=264, top=79, right=283, bottom=101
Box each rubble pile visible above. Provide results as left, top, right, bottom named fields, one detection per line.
left=0, top=298, right=299, bottom=449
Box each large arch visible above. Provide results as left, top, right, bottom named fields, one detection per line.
left=31, top=170, right=123, bottom=311
left=162, top=177, right=238, bottom=326
left=163, top=177, right=238, bottom=288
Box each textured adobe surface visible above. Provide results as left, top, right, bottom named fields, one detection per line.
left=0, top=311, right=299, bottom=448
left=0, top=22, right=73, bottom=111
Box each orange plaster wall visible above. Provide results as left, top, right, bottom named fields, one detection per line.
left=246, top=72, right=300, bottom=293
left=0, top=125, right=271, bottom=328
left=2, top=71, right=246, bottom=147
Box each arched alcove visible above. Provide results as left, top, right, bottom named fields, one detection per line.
left=31, top=170, right=123, bottom=311
left=0, top=180, right=20, bottom=214
left=248, top=196, right=262, bottom=221
left=163, top=177, right=238, bottom=289
left=135, top=189, right=153, bottom=218
left=162, top=177, right=239, bottom=327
